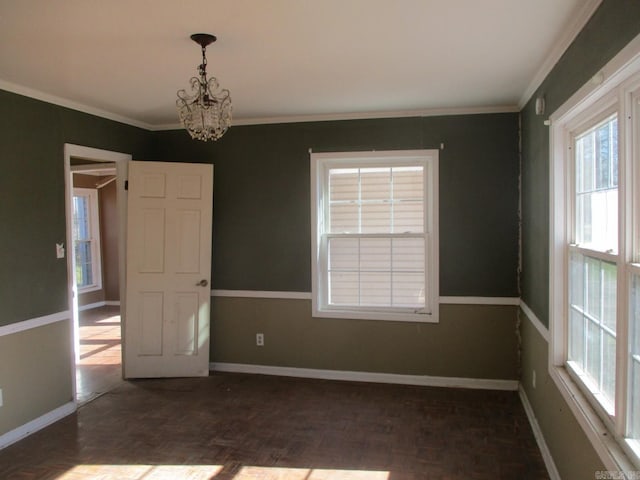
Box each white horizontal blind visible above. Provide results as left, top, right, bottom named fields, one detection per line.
left=326, top=166, right=426, bottom=310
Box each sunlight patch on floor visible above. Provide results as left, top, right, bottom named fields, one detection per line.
left=54, top=465, right=389, bottom=480
left=234, top=467, right=390, bottom=480
left=56, top=464, right=223, bottom=479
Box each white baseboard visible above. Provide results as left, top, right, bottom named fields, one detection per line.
left=77, top=300, right=120, bottom=311
left=0, top=401, right=76, bottom=450
left=518, top=386, right=561, bottom=480
left=211, top=362, right=518, bottom=391
left=78, top=301, right=106, bottom=311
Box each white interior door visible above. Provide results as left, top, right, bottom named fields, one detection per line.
left=124, top=161, right=213, bottom=378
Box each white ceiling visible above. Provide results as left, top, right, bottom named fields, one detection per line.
left=0, top=0, right=598, bottom=129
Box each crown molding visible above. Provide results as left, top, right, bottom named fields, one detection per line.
left=153, top=105, right=519, bottom=131
left=518, top=0, right=603, bottom=109
left=0, top=79, right=153, bottom=130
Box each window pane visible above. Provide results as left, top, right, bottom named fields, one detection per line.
left=392, top=238, right=424, bottom=272
left=329, top=169, right=358, bottom=201
left=392, top=201, right=423, bottom=233
left=585, top=319, right=602, bottom=388
left=326, top=236, right=425, bottom=310
left=568, top=252, right=617, bottom=412
left=75, top=240, right=93, bottom=287
left=324, top=162, right=427, bottom=312
left=360, top=238, right=391, bottom=271
left=575, top=115, right=618, bottom=252
left=602, top=262, right=617, bottom=331
left=361, top=272, right=391, bottom=306
left=328, top=166, right=425, bottom=235
left=393, top=167, right=423, bottom=201
left=602, top=331, right=616, bottom=405
left=569, top=308, right=585, bottom=366
left=73, top=194, right=94, bottom=288
left=328, top=272, right=358, bottom=306
left=330, top=203, right=358, bottom=233
left=361, top=168, right=390, bottom=201
left=361, top=203, right=391, bottom=233
left=629, top=275, right=640, bottom=440
left=392, top=272, right=424, bottom=308
left=586, top=256, right=602, bottom=319
left=569, top=251, right=585, bottom=311
left=329, top=238, right=358, bottom=271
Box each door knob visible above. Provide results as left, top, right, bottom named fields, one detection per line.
left=196, top=279, right=209, bottom=287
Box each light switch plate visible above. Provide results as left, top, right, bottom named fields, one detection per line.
left=56, top=243, right=65, bottom=259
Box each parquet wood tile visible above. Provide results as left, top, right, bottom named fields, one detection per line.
left=0, top=373, right=549, bottom=479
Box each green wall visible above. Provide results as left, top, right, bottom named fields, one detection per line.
left=519, top=0, right=640, bottom=476
left=154, top=113, right=520, bottom=296
left=0, top=90, right=151, bottom=438
left=521, top=0, right=640, bottom=325
left=0, top=90, right=153, bottom=327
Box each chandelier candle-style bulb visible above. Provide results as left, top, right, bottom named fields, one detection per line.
left=177, top=33, right=232, bottom=141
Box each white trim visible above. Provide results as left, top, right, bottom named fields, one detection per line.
left=0, top=80, right=151, bottom=130
left=211, top=289, right=312, bottom=300
left=439, top=296, right=520, bottom=306
left=155, top=105, right=520, bottom=130
left=519, top=301, right=550, bottom=343
left=78, top=300, right=120, bottom=311
left=0, top=79, right=518, bottom=131
left=518, top=386, right=561, bottom=480
left=78, top=301, right=107, bottom=312
left=0, top=311, right=69, bottom=337
left=211, top=290, right=521, bottom=306
left=0, top=401, right=76, bottom=450
left=211, top=362, right=518, bottom=391
left=518, top=0, right=603, bottom=109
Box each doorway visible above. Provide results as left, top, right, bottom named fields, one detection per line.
left=64, top=144, right=131, bottom=404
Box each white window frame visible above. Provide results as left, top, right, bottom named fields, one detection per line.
left=73, top=187, right=102, bottom=293
left=549, top=34, right=640, bottom=471
left=310, top=149, right=439, bottom=323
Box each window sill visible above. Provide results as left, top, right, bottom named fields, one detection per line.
left=312, top=306, right=438, bottom=323
left=549, top=365, right=639, bottom=472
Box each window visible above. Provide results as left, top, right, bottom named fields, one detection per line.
left=73, top=188, right=102, bottom=292
left=550, top=51, right=640, bottom=467
left=311, top=150, right=438, bottom=322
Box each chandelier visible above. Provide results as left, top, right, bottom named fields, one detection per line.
left=177, top=33, right=232, bottom=142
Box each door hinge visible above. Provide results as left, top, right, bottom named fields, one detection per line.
left=125, top=180, right=129, bottom=191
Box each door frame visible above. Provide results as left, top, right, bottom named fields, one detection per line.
left=64, top=144, right=131, bottom=403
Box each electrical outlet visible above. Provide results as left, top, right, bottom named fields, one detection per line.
left=532, top=370, right=536, bottom=389
left=256, top=333, right=264, bottom=346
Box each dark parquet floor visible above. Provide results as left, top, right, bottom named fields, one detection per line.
left=0, top=373, right=549, bottom=479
